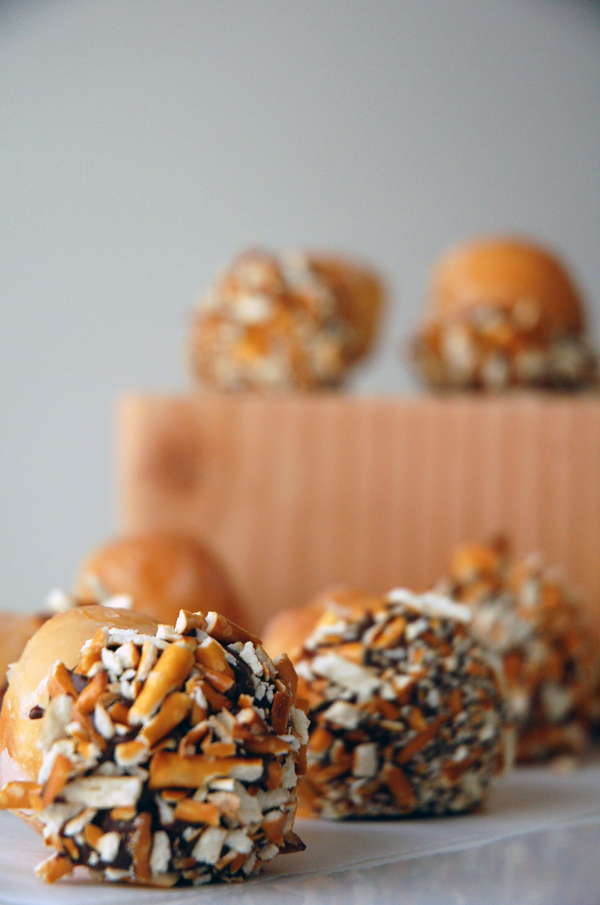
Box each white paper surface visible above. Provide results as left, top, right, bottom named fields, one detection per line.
left=1, top=760, right=600, bottom=905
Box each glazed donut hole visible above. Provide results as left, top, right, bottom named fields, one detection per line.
left=411, top=236, right=598, bottom=391
left=281, top=588, right=510, bottom=819
left=189, top=248, right=384, bottom=391
left=0, top=606, right=307, bottom=886
left=439, top=541, right=596, bottom=762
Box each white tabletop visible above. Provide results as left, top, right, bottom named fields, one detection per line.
left=1, top=758, right=599, bottom=905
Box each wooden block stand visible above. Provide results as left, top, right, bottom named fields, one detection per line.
left=117, top=392, right=600, bottom=635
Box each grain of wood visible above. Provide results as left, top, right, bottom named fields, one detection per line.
left=116, top=392, right=600, bottom=636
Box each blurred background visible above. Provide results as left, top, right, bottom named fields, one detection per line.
left=1, top=0, right=599, bottom=612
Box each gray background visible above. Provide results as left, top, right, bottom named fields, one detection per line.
left=1, top=0, right=599, bottom=613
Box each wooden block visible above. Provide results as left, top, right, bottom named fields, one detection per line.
left=116, top=392, right=600, bottom=636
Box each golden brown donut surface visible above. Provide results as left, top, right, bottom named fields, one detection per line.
left=429, top=237, right=585, bottom=333
left=0, top=606, right=160, bottom=786
left=307, top=254, right=384, bottom=364
left=75, top=531, right=243, bottom=626
left=0, top=526, right=241, bottom=718
left=262, top=585, right=381, bottom=660
left=0, top=605, right=307, bottom=885
left=411, top=236, right=598, bottom=390
left=0, top=612, right=46, bottom=708
left=189, top=248, right=384, bottom=391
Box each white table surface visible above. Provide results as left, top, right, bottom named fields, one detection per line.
left=1, top=758, right=599, bottom=905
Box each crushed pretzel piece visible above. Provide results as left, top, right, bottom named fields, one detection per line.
left=138, top=692, right=191, bottom=748
left=173, top=799, right=220, bottom=825
left=174, top=610, right=207, bottom=635
left=130, top=811, right=152, bottom=883
left=242, top=736, right=291, bottom=757
left=199, top=679, right=229, bottom=713
left=161, top=789, right=187, bottom=803
left=128, top=644, right=196, bottom=725
left=38, top=695, right=73, bottom=752
left=235, top=707, right=269, bottom=735
left=266, top=761, right=284, bottom=791
left=271, top=689, right=293, bottom=736
left=135, top=638, right=160, bottom=683
left=40, top=753, right=73, bottom=809
left=74, top=629, right=106, bottom=676
left=107, top=700, right=130, bottom=724
left=48, top=662, right=78, bottom=700
left=110, top=806, right=136, bottom=822
left=195, top=636, right=234, bottom=676
left=273, top=653, right=298, bottom=700
left=114, top=739, right=150, bottom=768
left=35, top=851, right=74, bottom=884
left=381, top=763, right=417, bottom=811
left=63, top=775, right=143, bottom=809
left=370, top=616, right=407, bottom=649
left=178, top=722, right=210, bottom=757
left=0, top=781, right=42, bottom=810
left=149, top=752, right=264, bottom=789
left=68, top=708, right=106, bottom=751
left=203, top=669, right=235, bottom=694
left=281, top=830, right=306, bottom=854
left=201, top=741, right=237, bottom=758
left=328, top=641, right=364, bottom=664
left=84, top=822, right=104, bottom=849
left=75, top=670, right=109, bottom=715
left=308, top=726, right=334, bottom=755
left=204, top=611, right=262, bottom=647
left=262, top=809, right=286, bottom=846
left=61, top=837, right=79, bottom=860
